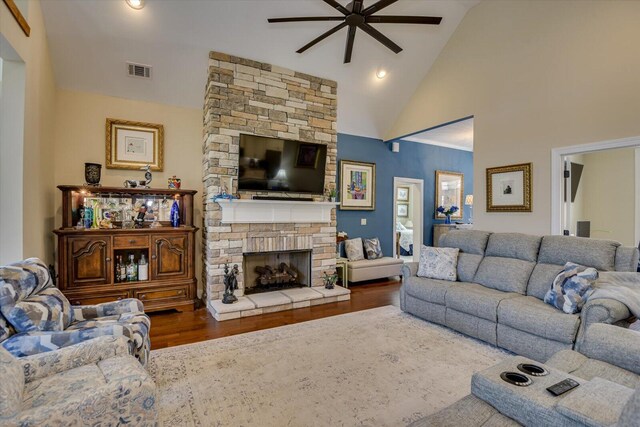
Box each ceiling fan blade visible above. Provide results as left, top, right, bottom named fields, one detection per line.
left=344, top=25, right=357, bottom=64
left=362, top=0, right=398, bottom=16
left=351, top=0, right=364, bottom=14
left=297, top=22, right=348, bottom=54
left=323, top=0, right=350, bottom=15
left=268, top=17, right=345, bottom=23
left=366, top=15, right=443, bottom=25
left=357, top=22, right=402, bottom=54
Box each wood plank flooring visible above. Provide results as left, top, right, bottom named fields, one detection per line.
left=149, top=279, right=401, bottom=350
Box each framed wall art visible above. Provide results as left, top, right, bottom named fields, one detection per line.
left=106, top=118, right=164, bottom=171
left=435, top=170, right=464, bottom=219
left=396, top=186, right=409, bottom=202
left=486, top=162, right=532, bottom=212
left=340, top=160, right=376, bottom=210
left=397, top=203, right=409, bottom=217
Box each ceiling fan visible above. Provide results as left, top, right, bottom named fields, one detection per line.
left=268, top=0, right=442, bottom=64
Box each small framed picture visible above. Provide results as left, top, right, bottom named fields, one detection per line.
left=396, top=186, right=409, bottom=202
left=106, top=118, right=164, bottom=171
left=486, top=163, right=532, bottom=212
left=296, top=143, right=320, bottom=168
left=397, top=203, right=409, bottom=217
left=340, top=160, right=376, bottom=211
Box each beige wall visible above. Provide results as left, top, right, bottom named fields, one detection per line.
left=579, top=149, right=636, bottom=246
left=1, top=0, right=57, bottom=263
left=386, top=0, right=640, bottom=236
left=53, top=89, right=204, bottom=295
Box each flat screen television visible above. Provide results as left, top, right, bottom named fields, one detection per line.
left=238, top=134, right=327, bottom=194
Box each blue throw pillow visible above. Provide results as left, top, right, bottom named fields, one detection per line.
left=544, top=262, right=598, bottom=314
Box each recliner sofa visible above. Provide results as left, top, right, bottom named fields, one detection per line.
left=401, top=231, right=639, bottom=362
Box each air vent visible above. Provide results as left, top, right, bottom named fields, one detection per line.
left=127, top=62, right=151, bottom=79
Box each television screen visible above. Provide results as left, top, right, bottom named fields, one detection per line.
left=238, top=134, right=327, bottom=194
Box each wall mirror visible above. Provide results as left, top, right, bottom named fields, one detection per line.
left=435, top=170, right=464, bottom=219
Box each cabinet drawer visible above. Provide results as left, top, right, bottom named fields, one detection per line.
left=114, top=235, right=150, bottom=248
left=135, top=285, right=189, bottom=303
left=66, top=290, right=130, bottom=306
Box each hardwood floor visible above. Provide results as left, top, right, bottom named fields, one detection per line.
left=149, top=279, right=401, bottom=350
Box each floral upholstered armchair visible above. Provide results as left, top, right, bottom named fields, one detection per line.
left=0, top=335, right=157, bottom=425
left=0, top=258, right=151, bottom=366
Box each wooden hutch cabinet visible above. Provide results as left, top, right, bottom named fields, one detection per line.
left=54, top=185, right=198, bottom=312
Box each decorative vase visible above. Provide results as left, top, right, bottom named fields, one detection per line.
left=330, top=197, right=336, bottom=203
left=170, top=199, right=180, bottom=227
left=84, top=163, right=102, bottom=186
left=444, top=215, right=452, bottom=224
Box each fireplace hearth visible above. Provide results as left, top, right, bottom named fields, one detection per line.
left=243, top=250, right=311, bottom=295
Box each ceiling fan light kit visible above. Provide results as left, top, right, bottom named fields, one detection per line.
left=268, top=0, right=442, bottom=64
left=125, top=0, right=144, bottom=10
left=376, top=69, right=387, bottom=79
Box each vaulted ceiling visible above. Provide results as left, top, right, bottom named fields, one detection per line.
left=41, top=0, right=477, bottom=139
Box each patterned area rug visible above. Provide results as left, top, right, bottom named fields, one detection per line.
left=149, top=306, right=508, bottom=426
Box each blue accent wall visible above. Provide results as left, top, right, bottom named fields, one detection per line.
left=337, top=133, right=474, bottom=256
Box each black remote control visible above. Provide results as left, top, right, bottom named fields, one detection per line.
left=547, top=378, right=579, bottom=396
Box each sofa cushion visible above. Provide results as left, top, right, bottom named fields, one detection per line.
left=345, top=238, right=365, bottom=261
left=526, top=263, right=564, bottom=300
left=0, top=314, right=13, bottom=341
left=417, top=246, right=459, bottom=281
left=538, top=235, right=619, bottom=271
left=408, top=394, right=520, bottom=427
left=546, top=350, right=639, bottom=389
left=555, top=377, right=634, bottom=427
left=0, top=346, right=23, bottom=419
left=579, top=323, right=640, bottom=377
left=485, top=233, right=542, bottom=262
left=498, top=296, right=580, bottom=344
left=473, top=256, right=536, bottom=294
left=348, top=257, right=403, bottom=270
left=446, top=282, right=520, bottom=322
left=456, top=253, right=484, bottom=283
left=440, top=230, right=491, bottom=255
left=404, top=276, right=456, bottom=305
left=618, top=387, right=640, bottom=427
left=5, top=287, right=73, bottom=333
left=615, top=246, right=640, bottom=272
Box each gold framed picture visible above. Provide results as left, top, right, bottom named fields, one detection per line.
left=486, top=163, right=532, bottom=212
left=396, top=186, right=410, bottom=202
left=106, top=118, right=164, bottom=171
left=435, top=170, right=464, bottom=219
left=340, top=160, right=376, bottom=211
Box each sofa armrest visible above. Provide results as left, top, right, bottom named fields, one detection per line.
left=401, top=262, right=418, bottom=280
left=578, top=323, right=640, bottom=375
left=581, top=298, right=632, bottom=328
left=72, top=298, right=145, bottom=321
left=20, top=336, right=131, bottom=383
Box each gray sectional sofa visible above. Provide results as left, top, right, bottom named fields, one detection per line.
left=401, top=230, right=639, bottom=362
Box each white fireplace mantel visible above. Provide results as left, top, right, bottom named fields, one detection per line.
left=216, top=199, right=337, bottom=224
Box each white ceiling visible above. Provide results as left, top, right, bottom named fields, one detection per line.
left=40, top=0, right=477, bottom=139
left=401, top=117, right=474, bottom=151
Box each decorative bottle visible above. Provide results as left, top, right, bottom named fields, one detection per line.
left=126, top=254, right=138, bottom=282
left=118, top=255, right=126, bottom=283
left=138, top=254, right=148, bottom=281
left=91, top=200, right=100, bottom=229
left=84, top=206, right=93, bottom=229
left=170, top=199, right=180, bottom=227
left=115, top=256, right=121, bottom=283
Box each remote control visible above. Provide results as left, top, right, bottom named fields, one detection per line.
left=547, top=378, right=580, bottom=396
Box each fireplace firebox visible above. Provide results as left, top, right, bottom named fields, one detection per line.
left=243, top=250, right=312, bottom=295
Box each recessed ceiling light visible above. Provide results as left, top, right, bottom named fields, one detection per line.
left=376, top=69, right=388, bottom=79
left=126, top=0, right=144, bottom=10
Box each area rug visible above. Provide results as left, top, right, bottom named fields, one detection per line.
left=149, top=306, right=508, bottom=426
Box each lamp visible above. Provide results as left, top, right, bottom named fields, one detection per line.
left=465, top=195, right=474, bottom=224
left=405, top=220, right=414, bottom=229
left=125, top=0, right=145, bottom=9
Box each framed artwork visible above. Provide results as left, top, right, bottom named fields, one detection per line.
left=296, top=143, right=320, bottom=168
left=486, top=163, right=532, bottom=212
left=106, top=118, right=164, bottom=171
left=396, top=186, right=410, bottom=202
left=340, top=160, right=376, bottom=211
left=397, top=203, right=409, bottom=217
left=435, top=170, right=464, bottom=219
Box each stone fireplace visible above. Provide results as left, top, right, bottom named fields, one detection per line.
left=202, top=51, right=339, bottom=316
left=243, top=249, right=312, bottom=295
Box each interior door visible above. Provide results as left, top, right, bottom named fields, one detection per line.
left=151, top=234, right=189, bottom=280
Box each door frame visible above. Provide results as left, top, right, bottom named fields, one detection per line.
left=551, top=135, right=640, bottom=236
left=393, top=177, right=424, bottom=261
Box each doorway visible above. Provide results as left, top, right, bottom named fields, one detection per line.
left=551, top=137, right=640, bottom=247
left=393, top=177, right=424, bottom=262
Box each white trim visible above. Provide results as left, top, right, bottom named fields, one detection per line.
left=635, top=148, right=640, bottom=246
left=401, top=137, right=474, bottom=152
left=393, top=177, right=424, bottom=262
left=551, top=135, right=640, bottom=235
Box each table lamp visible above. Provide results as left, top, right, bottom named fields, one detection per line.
left=465, top=195, right=474, bottom=224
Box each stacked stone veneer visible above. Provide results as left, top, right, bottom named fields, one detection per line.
left=203, top=51, right=338, bottom=302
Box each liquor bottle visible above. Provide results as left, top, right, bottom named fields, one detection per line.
left=170, top=199, right=180, bottom=227
left=118, top=256, right=126, bottom=283
left=126, top=254, right=138, bottom=282
left=115, top=256, right=121, bottom=283
left=138, top=254, right=148, bottom=281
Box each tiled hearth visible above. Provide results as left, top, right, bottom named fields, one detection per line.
left=209, top=286, right=350, bottom=321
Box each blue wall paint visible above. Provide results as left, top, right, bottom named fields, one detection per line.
left=336, top=133, right=474, bottom=256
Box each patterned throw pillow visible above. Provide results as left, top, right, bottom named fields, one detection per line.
left=5, top=287, right=73, bottom=333
left=363, top=238, right=383, bottom=260
left=417, top=245, right=460, bottom=281
left=544, top=262, right=598, bottom=314
left=345, top=238, right=365, bottom=262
